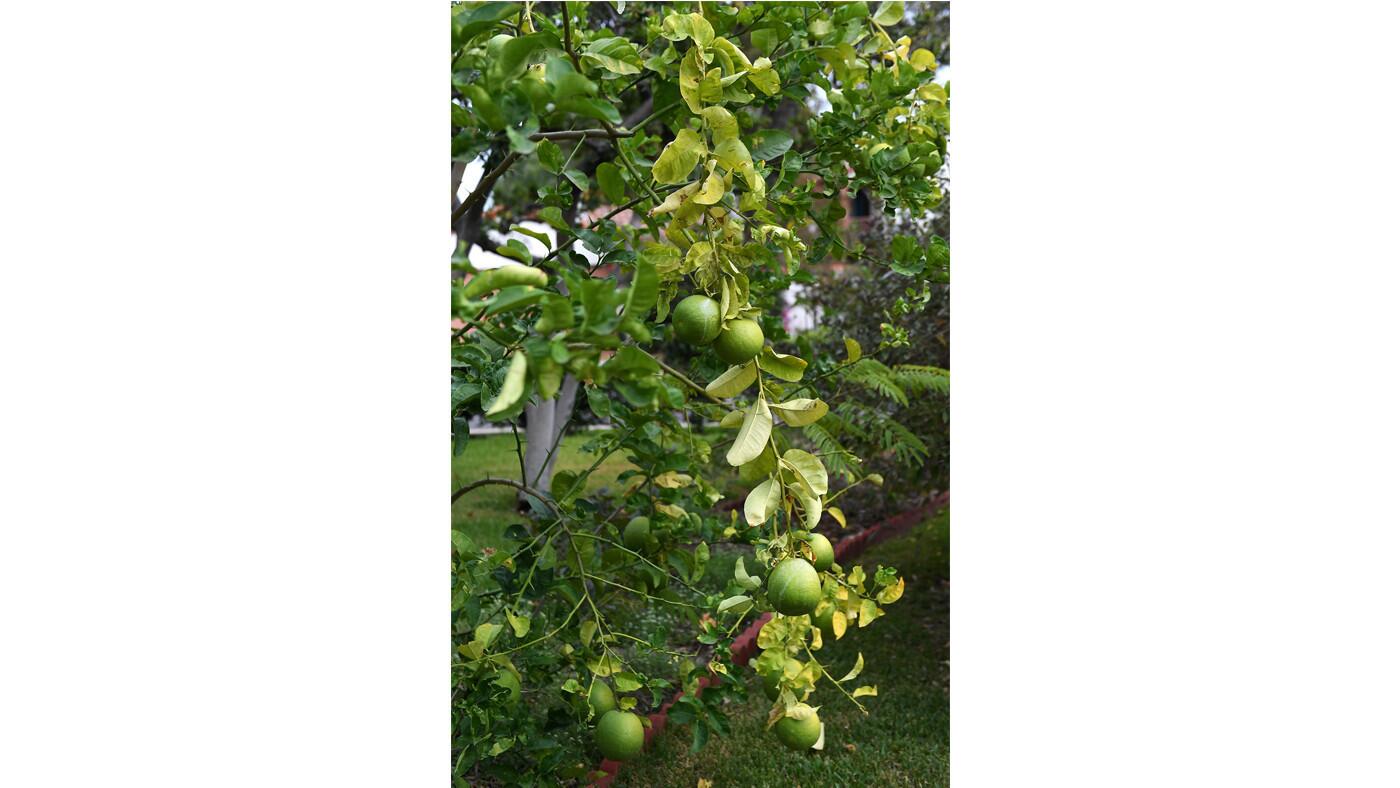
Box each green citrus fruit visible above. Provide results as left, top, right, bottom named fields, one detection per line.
left=595, top=710, right=645, bottom=761
left=672, top=295, right=722, bottom=345
left=774, top=705, right=822, bottom=750
left=714, top=319, right=764, bottom=364
left=768, top=558, right=821, bottom=616
left=623, top=516, right=650, bottom=552
left=588, top=681, right=617, bottom=717
left=807, top=533, right=834, bottom=572
left=761, top=657, right=804, bottom=701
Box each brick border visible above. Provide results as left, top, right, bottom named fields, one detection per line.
left=591, top=491, right=950, bottom=785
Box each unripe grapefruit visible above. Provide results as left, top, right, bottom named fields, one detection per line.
left=588, top=681, right=616, bottom=717
left=622, top=516, right=650, bottom=552
left=714, top=318, right=764, bottom=364
left=595, top=709, right=645, bottom=761
left=761, top=657, right=804, bottom=701
left=672, top=295, right=722, bottom=345
left=774, top=705, right=822, bottom=750
left=768, top=558, right=821, bottom=615
left=807, top=533, right=834, bottom=572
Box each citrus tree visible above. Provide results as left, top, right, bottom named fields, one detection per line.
left=451, top=2, right=949, bottom=783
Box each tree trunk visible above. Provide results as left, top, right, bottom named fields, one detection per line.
left=519, top=374, right=579, bottom=505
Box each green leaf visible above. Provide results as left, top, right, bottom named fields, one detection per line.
left=596, top=161, right=627, bottom=204
left=582, top=36, right=642, bottom=75
left=652, top=128, right=707, bottom=185
left=718, top=594, right=753, bottom=614
left=614, top=671, right=644, bottom=692
left=452, top=2, right=519, bottom=49
left=550, top=469, right=578, bottom=502
left=890, top=235, right=924, bottom=276
left=873, top=0, right=905, bottom=25
left=494, top=32, right=553, bottom=81
left=505, top=609, right=531, bottom=639
left=727, top=396, right=771, bottom=466
left=771, top=398, right=828, bottom=427
left=758, top=347, right=807, bottom=382
left=744, top=478, right=781, bottom=527
left=536, top=139, right=564, bottom=173
left=749, top=129, right=793, bottom=161
left=554, top=96, right=623, bottom=125
left=705, top=363, right=757, bottom=398
left=483, top=350, right=528, bottom=418
left=661, top=12, right=714, bottom=47
left=782, top=449, right=828, bottom=496
left=560, top=169, right=588, bottom=193
left=623, top=257, right=658, bottom=321
left=482, top=285, right=548, bottom=316
left=539, top=205, right=568, bottom=231
left=734, top=556, right=762, bottom=591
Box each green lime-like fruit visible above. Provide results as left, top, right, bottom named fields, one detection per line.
left=672, top=295, right=722, bottom=345
left=714, top=319, right=764, bottom=364
left=774, top=705, right=822, bottom=751
left=768, top=558, right=821, bottom=616
left=595, top=710, right=645, bottom=761
left=807, top=533, right=834, bottom=572
left=623, top=516, right=650, bottom=552
left=761, top=657, right=804, bottom=701
left=588, top=681, right=617, bottom=717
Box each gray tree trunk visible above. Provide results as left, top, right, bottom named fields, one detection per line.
left=519, top=375, right=579, bottom=504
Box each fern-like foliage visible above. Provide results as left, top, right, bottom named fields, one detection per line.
left=891, top=364, right=949, bottom=396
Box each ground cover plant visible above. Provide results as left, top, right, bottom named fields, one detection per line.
left=451, top=2, right=949, bottom=784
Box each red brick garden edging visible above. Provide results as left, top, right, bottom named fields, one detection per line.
left=591, top=491, right=950, bottom=786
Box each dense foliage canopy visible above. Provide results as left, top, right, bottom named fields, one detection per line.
left=451, top=2, right=949, bottom=783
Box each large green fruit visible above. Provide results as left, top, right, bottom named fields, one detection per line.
left=588, top=681, right=616, bottom=717
left=595, top=710, right=645, bottom=761
left=761, top=657, right=804, bottom=701
left=714, top=319, right=764, bottom=364
left=622, top=516, right=650, bottom=552
left=768, top=558, right=821, bottom=616
left=807, top=533, right=834, bottom=572
left=672, top=295, right=722, bottom=345
left=774, top=705, right=822, bottom=750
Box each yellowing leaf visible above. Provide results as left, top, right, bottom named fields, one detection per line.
left=505, top=609, right=530, bottom=639
left=747, top=56, right=780, bottom=96
left=873, top=0, right=905, bottom=26
left=654, top=471, right=693, bottom=488
left=661, top=12, right=714, bottom=47
left=844, top=337, right=862, bottom=363
left=782, top=449, right=828, bottom=496
left=831, top=609, right=848, bottom=639
left=706, top=363, right=757, bottom=399
left=712, top=136, right=752, bottom=172
left=826, top=506, right=847, bottom=528
left=744, top=478, right=781, bottom=527
left=909, top=47, right=936, bottom=72
left=852, top=685, right=879, bottom=698
left=727, top=396, right=772, bottom=466
left=771, top=398, right=828, bottom=427
left=678, top=45, right=705, bottom=114
left=701, top=106, right=739, bottom=142
left=840, top=652, right=864, bottom=683
left=858, top=599, right=883, bottom=628
left=758, top=346, right=806, bottom=382
left=720, top=409, right=744, bottom=428
left=649, top=180, right=701, bottom=217
left=877, top=576, right=905, bottom=604
left=693, top=167, right=725, bottom=205
left=483, top=350, right=529, bottom=418
left=652, top=128, right=707, bottom=185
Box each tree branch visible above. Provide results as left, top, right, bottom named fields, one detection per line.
left=452, top=151, right=521, bottom=225
left=451, top=476, right=558, bottom=515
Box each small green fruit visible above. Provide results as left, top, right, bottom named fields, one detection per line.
left=768, top=558, right=821, bottom=616
left=588, top=681, right=616, bottom=717
left=623, top=516, right=650, bottom=552
left=595, top=710, right=645, bottom=761
left=807, top=533, right=834, bottom=572
left=714, top=318, right=764, bottom=364
left=761, top=657, right=804, bottom=701
left=672, top=295, right=722, bottom=345
left=774, top=705, right=822, bottom=750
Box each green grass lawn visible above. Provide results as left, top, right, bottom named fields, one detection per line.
left=451, top=430, right=637, bottom=552
left=616, top=507, right=951, bottom=788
